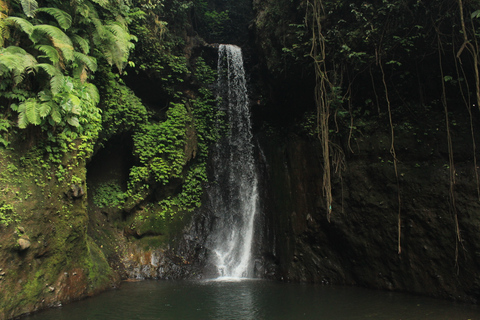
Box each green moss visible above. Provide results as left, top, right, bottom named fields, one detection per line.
left=85, top=236, right=113, bottom=288
left=92, top=182, right=125, bottom=209
left=138, top=235, right=167, bottom=251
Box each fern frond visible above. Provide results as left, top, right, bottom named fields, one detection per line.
left=36, top=62, right=56, bottom=77
left=0, top=20, right=10, bottom=48
left=103, top=21, right=135, bottom=72
left=31, top=25, right=74, bottom=62
left=34, top=7, right=72, bottom=30
left=17, top=98, right=41, bottom=127
left=26, top=98, right=41, bottom=125
left=37, top=63, right=65, bottom=94
left=90, top=0, right=109, bottom=8
left=17, top=104, right=28, bottom=128
left=38, top=90, right=52, bottom=102
left=38, top=100, right=53, bottom=118
left=0, top=46, right=37, bottom=84
left=85, top=83, right=100, bottom=105
left=73, top=51, right=97, bottom=72
left=72, top=35, right=90, bottom=54
left=35, top=44, right=60, bottom=64
left=20, top=0, right=38, bottom=18
left=6, top=16, right=34, bottom=35
left=50, top=103, right=61, bottom=123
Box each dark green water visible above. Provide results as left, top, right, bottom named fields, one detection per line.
left=21, top=279, right=480, bottom=320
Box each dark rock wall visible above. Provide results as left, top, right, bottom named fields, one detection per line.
left=256, top=130, right=480, bottom=302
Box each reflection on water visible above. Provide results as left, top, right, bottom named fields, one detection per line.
left=21, top=280, right=480, bottom=320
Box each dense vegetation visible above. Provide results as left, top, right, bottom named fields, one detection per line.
left=0, top=0, right=225, bottom=230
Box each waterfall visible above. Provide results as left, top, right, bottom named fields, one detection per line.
left=208, top=44, right=259, bottom=279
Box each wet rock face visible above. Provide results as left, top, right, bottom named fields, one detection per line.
left=257, top=132, right=480, bottom=302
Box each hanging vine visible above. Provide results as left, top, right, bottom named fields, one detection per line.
left=306, top=0, right=343, bottom=222
left=437, top=34, right=462, bottom=264
left=456, top=0, right=480, bottom=200
left=378, top=58, right=402, bottom=254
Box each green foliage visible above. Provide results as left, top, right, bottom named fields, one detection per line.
left=0, top=201, right=16, bottom=227
left=194, top=57, right=216, bottom=84
left=20, top=0, right=38, bottom=18
left=0, top=46, right=37, bottom=85
left=193, top=0, right=230, bottom=41
left=97, top=70, right=148, bottom=142
left=130, top=102, right=190, bottom=187
left=128, top=0, right=191, bottom=98
left=159, top=162, right=207, bottom=212
left=92, top=182, right=124, bottom=208
left=191, top=87, right=224, bottom=154
left=34, top=7, right=72, bottom=30
left=0, top=118, right=11, bottom=147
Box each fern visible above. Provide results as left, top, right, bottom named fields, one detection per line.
left=20, top=0, right=38, bottom=18
left=84, top=83, right=100, bottom=104
left=6, top=16, right=34, bottom=35
left=103, top=21, right=135, bottom=72
left=50, top=103, right=61, bottom=123
left=17, top=98, right=41, bottom=128
left=35, top=45, right=60, bottom=64
left=72, top=35, right=90, bottom=54
left=17, top=107, right=28, bottom=128
left=37, top=63, right=65, bottom=94
left=73, top=51, right=97, bottom=72
left=34, top=7, right=72, bottom=30
left=0, top=19, right=10, bottom=48
left=31, top=25, right=74, bottom=62
left=25, top=98, right=41, bottom=125
left=0, top=46, right=37, bottom=84
left=38, top=100, right=53, bottom=118
left=90, top=0, right=109, bottom=8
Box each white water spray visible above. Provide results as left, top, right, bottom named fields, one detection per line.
left=209, top=44, right=259, bottom=279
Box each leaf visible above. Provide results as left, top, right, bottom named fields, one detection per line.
left=0, top=46, right=37, bottom=84
left=31, top=25, right=74, bottom=62
left=25, top=99, right=41, bottom=125
left=33, top=7, right=72, bottom=30
left=20, top=0, right=38, bottom=18
left=50, top=104, right=62, bottom=123
left=35, top=45, right=60, bottom=64
left=37, top=63, right=65, bottom=94
left=5, top=16, right=34, bottom=35
left=39, top=101, right=54, bottom=118
left=90, top=0, right=109, bottom=8
left=84, top=83, right=100, bottom=104
left=38, top=90, right=52, bottom=102
left=93, top=20, right=135, bottom=73
left=73, top=51, right=97, bottom=72
left=66, top=116, right=79, bottom=127
left=72, top=35, right=90, bottom=54
left=472, top=10, right=480, bottom=19
left=17, top=111, right=28, bottom=128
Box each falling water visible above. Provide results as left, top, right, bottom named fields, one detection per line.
left=209, top=44, right=259, bottom=278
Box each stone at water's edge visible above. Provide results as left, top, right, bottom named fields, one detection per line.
left=257, top=131, right=480, bottom=302
left=17, top=238, right=31, bottom=251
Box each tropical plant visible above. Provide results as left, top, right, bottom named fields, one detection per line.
left=0, top=0, right=136, bottom=135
